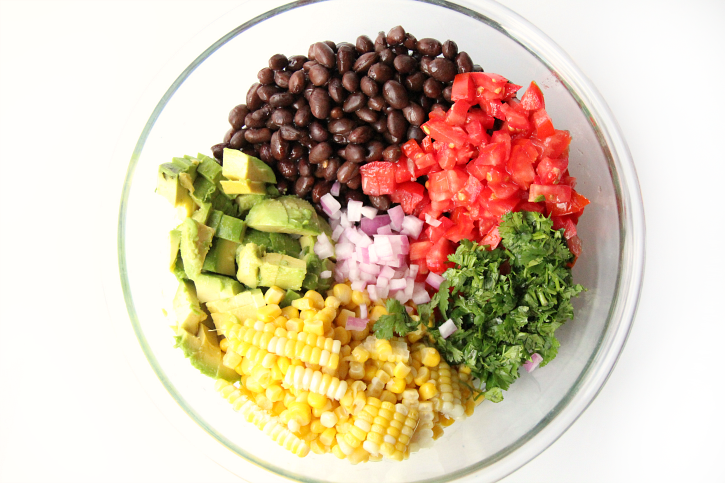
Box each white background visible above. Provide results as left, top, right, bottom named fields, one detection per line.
left=1, top=0, right=723, bottom=482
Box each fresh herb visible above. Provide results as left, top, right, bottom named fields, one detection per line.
left=418, top=211, right=584, bottom=402
left=373, top=298, right=420, bottom=340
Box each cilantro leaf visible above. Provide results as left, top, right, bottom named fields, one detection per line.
left=373, top=298, right=419, bottom=339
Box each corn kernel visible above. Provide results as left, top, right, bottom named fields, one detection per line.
left=347, top=446, right=370, bottom=464
left=292, top=298, right=314, bottom=311
left=305, top=318, right=324, bottom=336
left=320, top=427, right=337, bottom=446
left=304, top=290, right=325, bottom=310
left=331, top=443, right=346, bottom=459
left=351, top=346, right=370, bottom=363
left=324, top=296, right=341, bottom=309
left=335, top=309, right=354, bottom=328
left=310, top=419, right=326, bottom=434
left=369, top=305, right=389, bottom=322
left=264, top=286, right=286, bottom=305
left=420, top=347, right=441, bottom=367
left=419, top=382, right=438, bottom=400
left=300, top=309, right=316, bottom=321
left=386, top=378, right=407, bottom=394
left=351, top=290, right=367, bottom=306
left=333, top=284, right=352, bottom=305
left=219, top=337, right=229, bottom=352
left=308, top=392, right=328, bottom=409
left=257, top=304, right=282, bottom=323
left=266, top=384, right=284, bottom=402
left=393, top=362, right=411, bottom=379
left=348, top=361, right=365, bottom=380
left=414, top=366, right=430, bottom=386
left=280, top=306, right=299, bottom=320
left=285, top=319, right=303, bottom=332
left=351, top=327, right=370, bottom=341
left=333, top=326, right=351, bottom=345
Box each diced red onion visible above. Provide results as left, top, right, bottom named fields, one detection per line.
left=401, top=216, right=424, bottom=239
left=408, top=264, right=419, bottom=279
left=523, top=353, right=544, bottom=373
left=388, top=205, right=405, bottom=231
left=377, top=225, right=393, bottom=235
left=394, top=290, right=409, bottom=304
left=412, top=287, right=431, bottom=304
left=351, top=280, right=366, bottom=291
left=375, top=236, right=394, bottom=259
left=377, top=285, right=389, bottom=299
left=335, top=242, right=354, bottom=260
left=345, top=317, right=368, bottom=331
left=377, top=277, right=389, bottom=288
left=328, top=209, right=341, bottom=220
left=367, top=284, right=379, bottom=302
left=425, top=213, right=442, bottom=227
left=360, top=206, right=378, bottom=219
left=358, top=246, right=369, bottom=264
left=360, top=271, right=377, bottom=284
left=368, top=245, right=379, bottom=264
left=439, top=319, right=457, bottom=339
left=357, top=233, right=373, bottom=248
left=331, top=181, right=341, bottom=196
left=340, top=212, right=351, bottom=228
left=320, top=270, right=332, bottom=279
left=347, top=200, right=363, bottom=222
left=425, top=272, right=445, bottom=290
left=361, top=215, right=391, bottom=236
left=389, top=279, right=407, bottom=291
left=331, top=224, right=344, bottom=242
left=314, top=233, right=334, bottom=259
left=379, top=266, right=395, bottom=280
left=360, top=263, right=381, bottom=275
left=360, top=304, right=368, bottom=319
left=343, top=227, right=360, bottom=244
left=404, top=305, right=414, bottom=314
left=321, top=193, right=341, bottom=217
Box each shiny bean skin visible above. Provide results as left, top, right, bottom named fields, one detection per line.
left=368, top=62, right=394, bottom=83
left=429, top=58, right=457, bottom=83
left=348, top=126, right=374, bottom=144
left=312, top=42, right=336, bottom=68
left=369, top=194, right=391, bottom=211
left=360, top=76, right=379, bottom=97
left=382, top=144, right=402, bottom=162
left=244, top=127, right=272, bottom=144
left=269, top=54, right=288, bottom=70
left=228, top=104, right=249, bottom=130
left=258, top=67, right=274, bottom=85
left=365, top=141, right=385, bottom=162
left=269, top=92, right=296, bottom=108
left=344, top=144, right=366, bottom=163
left=308, top=64, right=330, bottom=86
left=246, top=83, right=263, bottom=111
left=287, top=55, right=307, bottom=71
left=337, top=160, right=359, bottom=184
left=294, top=176, right=315, bottom=197
left=382, top=80, right=409, bottom=109
left=289, top=70, right=306, bottom=94
left=342, top=71, right=359, bottom=92
left=309, top=141, right=333, bottom=163
left=355, top=107, right=378, bottom=123
left=309, top=88, right=331, bottom=119
left=271, top=130, right=290, bottom=161
left=337, top=48, right=355, bottom=73
left=211, top=143, right=228, bottom=161
left=353, top=52, right=379, bottom=73
left=269, top=108, right=293, bottom=127
left=416, top=38, right=442, bottom=57
left=297, top=157, right=312, bottom=177
left=274, top=71, right=291, bottom=89
left=407, top=125, right=425, bottom=143
left=320, top=158, right=340, bottom=182
left=309, top=121, right=328, bottom=141
left=442, top=40, right=458, bottom=60
left=277, top=159, right=298, bottom=180
left=356, top=35, right=374, bottom=54
left=328, top=118, right=356, bottom=134
left=393, top=55, right=417, bottom=74
left=311, top=179, right=333, bottom=203
left=223, top=128, right=235, bottom=144
left=344, top=189, right=365, bottom=203
left=346, top=174, right=362, bottom=190
left=386, top=110, right=407, bottom=139
left=279, top=125, right=304, bottom=141
left=386, top=25, right=406, bottom=45
left=404, top=72, right=426, bottom=92
left=343, top=92, right=367, bottom=112
left=402, top=102, right=426, bottom=126
left=229, top=130, right=248, bottom=150
left=423, top=77, right=443, bottom=98
left=328, top=77, right=345, bottom=103
left=455, top=51, right=474, bottom=73
left=294, top=105, right=312, bottom=127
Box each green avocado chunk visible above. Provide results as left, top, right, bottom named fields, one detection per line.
left=280, top=289, right=301, bottom=308
left=222, top=148, right=276, bottom=184
left=192, top=272, right=243, bottom=303
left=216, top=215, right=247, bottom=243
left=202, top=238, right=239, bottom=277
left=179, top=218, right=215, bottom=279
left=220, top=179, right=267, bottom=195
left=173, top=280, right=207, bottom=334
left=259, top=252, right=307, bottom=291
left=235, top=194, right=267, bottom=216
left=242, top=229, right=302, bottom=258
left=196, top=155, right=223, bottom=185
left=174, top=324, right=238, bottom=382
left=235, top=243, right=264, bottom=288
left=245, top=196, right=322, bottom=236
left=156, top=162, right=195, bottom=210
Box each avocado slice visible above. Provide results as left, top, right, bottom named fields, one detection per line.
left=172, top=255, right=187, bottom=281
left=156, top=163, right=195, bottom=210
left=179, top=218, right=215, bottom=279
left=169, top=229, right=181, bottom=272
left=206, top=210, right=223, bottom=232
left=235, top=243, right=264, bottom=288
left=220, top=179, right=267, bottom=195
left=245, top=196, right=322, bottom=236
left=216, top=215, right=247, bottom=243
left=222, top=148, right=277, bottom=184
left=300, top=247, right=335, bottom=292
left=202, top=238, right=239, bottom=277
left=173, top=280, right=207, bottom=334
left=196, top=155, right=223, bottom=185
left=192, top=273, right=243, bottom=303
left=192, top=176, right=218, bottom=203
left=206, top=290, right=255, bottom=313
left=191, top=202, right=212, bottom=225
left=280, top=289, right=301, bottom=308
left=242, top=229, right=302, bottom=258
left=259, top=252, right=307, bottom=291
left=235, top=194, right=267, bottom=216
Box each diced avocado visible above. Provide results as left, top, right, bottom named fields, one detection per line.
left=300, top=246, right=335, bottom=292
left=209, top=312, right=239, bottom=334
left=175, top=194, right=197, bottom=220
left=245, top=196, right=322, bottom=236
left=196, top=155, right=223, bottom=185
left=216, top=215, right=247, bottom=243
left=220, top=179, right=267, bottom=195
left=175, top=327, right=201, bottom=359
left=210, top=190, right=241, bottom=217
left=280, top=289, right=301, bottom=308
left=169, top=229, right=181, bottom=272
left=179, top=218, right=215, bottom=279
left=235, top=243, right=264, bottom=288
left=202, top=238, right=239, bottom=277
left=318, top=216, right=333, bottom=238
left=299, top=235, right=315, bottom=251
left=192, top=176, right=218, bottom=203
left=191, top=324, right=221, bottom=378
left=242, top=229, right=302, bottom=258
left=172, top=156, right=198, bottom=193
left=206, top=290, right=253, bottom=313
left=192, top=273, right=243, bottom=303
left=266, top=185, right=280, bottom=197
left=207, top=210, right=223, bottom=232
left=191, top=202, right=212, bottom=224
left=235, top=194, right=267, bottom=215
left=156, top=163, right=195, bottom=209
left=259, top=252, right=306, bottom=291
left=222, top=148, right=277, bottom=184
left=172, top=255, right=187, bottom=281
left=173, top=280, right=207, bottom=334
left=216, top=363, right=240, bottom=382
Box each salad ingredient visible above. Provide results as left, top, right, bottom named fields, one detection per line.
left=372, top=299, right=421, bottom=340
left=245, top=196, right=323, bottom=236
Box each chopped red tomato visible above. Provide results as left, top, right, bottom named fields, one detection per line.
left=566, top=235, right=582, bottom=267
left=465, top=108, right=495, bottom=130
left=451, top=73, right=475, bottom=102
left=470, top=72, right=508, bottom=95
left=489, top=182, right=520, bottom=200
left=542, top=130, right=571, bottom=159
left=487, top=197, right=520, bottom=217
left=502, top=82, right=522, bottom=100
left=422, top=120, right=469, bottom=149
left=528, top=184, right=572, bottom=203
left=520, top=81, right=545, bottom=111
left=536, top=156, right=568, bottom=185
left=552, top=215, right=578, bottom=240
left=507, top=144, right=536, bottom=189
left=446, top=209, right=475, bottom=242
left=402, top=139, right=424, bottom=159
left=360, top=162, right=396, bottom=196
left=547, top=190, right=590, bottom=216
left=531, top=108, right=555, bottom=139
left=426, top=237, right=455, bottom=274
left=410, top=241, right=433, bottom=261
left=445, top=100, right=472, bottom=126
left=515, top=201, right=545, bottom=214
left=490, top=131, right=511, bottom=159
left=426, top=216, right=455, bottom=244
left=480, top=226, right=502, bottom=250
left=390, top=181, right=426, bottom=214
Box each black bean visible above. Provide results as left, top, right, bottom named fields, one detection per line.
left=431, top=102, right=448, bottom=113
left=298, top=157, right=312, bottom=177
left=386, top=110, right=407, bottom=139
left=473, top=64, right=483, bottom=72
left=245, top=109, right=269, bottom=128
left=223, top=128, right=235, bottom=143
left=356, top=35, right=374, bottom=54
left=274, top=70, right=291, bottom=89
left=246, top=83, right=263, bottom=111
left=353, top=52, right=379, bottom=73
left=386, top=25, right=406, bottom=45
left=337, top=160, right=359, bottom=184
left=337, top=48, right=355, bottom=73
left=270, top=108, right=293, bottom=127
left=442, top=85, right=453, bottom=103
left=309, top=142, right=332, bottom=164
left=229, top=130, right=248, bottom=149
left=309, top=121, right=329, bottom=141
left=343, top=91, right=367, bottom=113
left=360, top=76, right=379, bottom=97
left=355, top=107, right=378, bottom=123
left=382, top=80, right=409, bottom=109
left=276, top=178, right=290, bottom=195
left=379, top=48, right=395, bottom=66
left=287, top=70, right=305, bottom=94
left=405, top=72, right=426, bottom=92
left=403, top=33, right=417, bottom=50
left=416, top=38, right=442, bottom=57
left=279, top=125, right=304, bottom=141
left=344, top=144, right=366, bottom=163
left=257, top=84, right=281, bottom=102
left=365, top=140, right=385, bottom=162
left=320, top=158, right=340, bottom=182
left=337, top=42, right=356, bottom=51
left=245, top=127, right=272, bottom=144
left=402, top=102, right=426, bottom=126
left=419, top=56, right=434, bottom=75
left=393, top=55, right=417, bottom=74
left=369, top=194, right=391, bottom=211
left=328, top=77, right=345, bottom=103
left=289, top=142, right=304, bottom=160
left=442, top=40, right=458, bottom=60
left=312, top=42, right=335, bottom=68
left=330, top=106, right=344, bottom=119
left=369, top=62, right=394, bottom=83
left=342, top=71, right=359, bottom=92
left=374, top=31, right=387, bottom=52
left=407, top=125, right=425, bottom=143
left=309, top=88, right=331, bottom=119
left=211, top=143, right=228, bottom=161
left=269, top=54, right=288, bottom=70
left=287, top=55, right=307, bottom=71
left=308, top=64, right=330, bottom=86
left=455, top=51, right=474, bottom=73
left=332, top=133, right=349, bottom=144
left=269, top=92, right=296, bottom=108
left=258, top=67, right=275, bottom=84
left=423, top=77, right=443, bottom=98
left=368, top=95, right=386, bottom=111
left=391, top=45, right=408, bottom=56
left=278, top=159, right=298, bottom=179
left=371, top=115, right=388, bottom=133
left=294, top=105, right=312, bottom=127
left=258, top=143, right=273, bottom=163
left=311, top=179, right=332, bottom=203
left=346, top=174, right=362, bottom=189
left=294, top=176, right=315, bottom=197
left=229, top=104, right=249, bottom=130
left=323, top=40, right=337, bottom=52
left=303, top=60, right=318, bottom=72
left=418, top=94, right=434, bottom=111
left=383, top=144, right=402, bottom=162
left=328, top=118, right=356, bottom=134
left=429, top=58, right=457, bottom=83
left=307, top=43, right=316, bottom=60
left=348, top=126, right=374, bottom=144
left=344, top=189, right=365, bottom=203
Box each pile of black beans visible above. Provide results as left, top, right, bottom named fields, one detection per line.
left=211, top=25, right=483, bottom=213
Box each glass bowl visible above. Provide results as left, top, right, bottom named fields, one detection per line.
left=107, top=0, right=645, bottom=481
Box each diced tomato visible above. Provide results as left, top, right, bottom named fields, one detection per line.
left=546, top=189, right=591, bottom=216
left=490, top=131, right=512, bottom=159
left=470, top=72, right=508, bottom=95
left=487, top=197, right=520, bottom=217
left=402, top=139, right=424, bottom=159
left=552, top=215, right=578, bottom=240
left=479, top=98, right=505, bottom=120
left=426, top=237, right=455, bottom=274
left=394, top=160, right=413, bottom=183
left=428, top=105, right=447, bottom=121
left=445, top=100, right=472, bottom=126
left=414, top=152, right=437, bottom=173
left=515, top=201, right=545, bottom=214
left=507, top=144, right=536, bottom=189
left=502, top=82, right=523, bottom=100
left=390, top=181, right=426, bottom=214
left=436, top=147, right=457, bottom=170
left=422, top=120, right=470, bottom=149
left=360, top=161, right=396, bottom=196
left=426, top=216, right=455, bottom=244
left=415, top=264, right=429, bottom=283
left=421, top=136, right=434, bottom=153
left=560, top=175, right=577, bottom=188
left=480, top=226, right=502, bottom=250
left=465, top=108, right=495, bottom=130
left=446, top=209, right=475, bottom=242
left=463, top=119, right=488, bottom=146
left=430, top=199, right=453, bottom=213
left=489, top=182, right=520, bottom=200
left=500, top=102, right=531, bottom=132
left=410, top=241, right=433, bottom=261
left=531, top=108, right=555, bottom=139
left=520, top=81, right=545, bottom=111
left=528, top=184, right=572, bottom=203
left=451, top=73, right=475, bottom=102
left=476, top=217, right=497, bottom=237
left=536, top=156, right=568, bottom=185
left=542, top=130, right=571, bottom=159
left=452, top=174, right=483, bottom=206
left=469, top=143, right=507, bottom=172
left=566, top=235, right=582, bottom=267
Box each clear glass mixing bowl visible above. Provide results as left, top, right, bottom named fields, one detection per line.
left=109, top=1, right=645, bottom=481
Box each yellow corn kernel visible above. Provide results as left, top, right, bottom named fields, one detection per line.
left=465, top=398, right=476, bottom=417
left=333, top=284, right=352, bottom=305
left=264, top=286, right=286, bottom=305
left=393, top=362, right=410, bottom=378
left=307, top=392, right=328, bottom=410
left=386, top=377, right=407, bottom=394
left=219, top=337, right=229, bottom=352
left=312, top=401, right=332, bottom=418
left=375, top=370, right=391, bottom=385
left=320, top=411, right=338, bottom=428
left=331, top=442, right=346, bottom=459
left=332, top=326, right=351, bottom=345
left=320, top=427, right=337, bottom=446
left=299, top=309, right=316, bottom=321
left=380, top=390, right=397, bottom=405
left=419, top=382, right=438, bottom=400
left=347, top=446, right=370, bottom=464
left=420, top=347, right=441, bottom=367
left=414, top=366, right=430, bottom=386
left=310, top=419, right=326, bottom=434
left=287, top=401, right=312, bottom=426
left=315, top=307, right=337, bottom=324
left=304, top=318, right=324, bottom=336
left=266, top=384, right=285, bottom=402
left=351, top=346, right=370, bottom=363
left=280, top=305, right=299, bottom=319
left=348, top=361, right=365, bottom=380
left=304, top=290, right=325, bottom=310
left=257, top=304, right=282, bottom=323
left=440, top=415, right=455, bottom=427
left=369, top=305, right=388, bottom=322
left=309, top=439, right=326, bottom=455
left=324, top=296, right=341, bottom=310
left=291, top=298, right=314, bottom=311
left=350, top=327, right=370, bottom=341
left=328, top=353, right=340, bottom=371
left=335, top=308, right=354, bottom=328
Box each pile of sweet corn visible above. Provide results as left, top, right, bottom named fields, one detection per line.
left=211, top=284, right=481, bottom=464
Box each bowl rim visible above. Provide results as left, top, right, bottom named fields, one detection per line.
left=114, top=0, right=646, bottom=481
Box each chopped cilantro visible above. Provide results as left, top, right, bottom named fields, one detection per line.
left=373, top=298, right=419, bottom=339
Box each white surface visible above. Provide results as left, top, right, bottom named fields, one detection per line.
left=0, top=1, right=722, bottom=482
